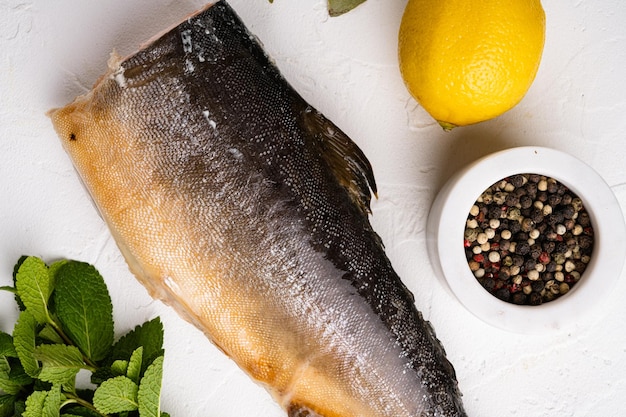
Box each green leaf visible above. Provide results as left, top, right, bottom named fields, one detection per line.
left=34, top=345, right=85, bottom=385
left=12, top=310, right=40, bottom=378
left=38, top=325, right=64, bottom=345
left=15, top=257, right=51, bottom=325
left=14, top=399, right=27, bottom=417
left=126, top=348, right=143, bottom=384
left=93, top=376, right=138, bottom=414
left=110, top=360, right=128, bottom=377
left=138, top=356, right=163, bottom=417
left=59, top=401, right=101, bottom=417
left=0, top=394, right=15, bottom=417
left=61, top=415, right=94, bottom=417
left=90, top=368, right=115, bottom=386
left=0, top=358, right=23, bottom=395
left=5, top=357, right=34, bottom=386
left=42, top=385, right=61, bottom=417
left=54, top=262, right=114, bottom=363
left=10, top=256, right=28, bottom=311
left=47, top=260, right=69, bottom=291
left=23, top=391, right=47, bottom=417
left=328, top=0, right=366, bottom=16
left=0, top=333, right=16, bottom=358
left=111, top=318, right=163, bottom=375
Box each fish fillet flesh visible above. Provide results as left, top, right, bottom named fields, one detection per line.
left=48, top=1, right=467, bottom=416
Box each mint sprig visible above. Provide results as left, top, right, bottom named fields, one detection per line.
left=0, top=256, right=170, bottom=417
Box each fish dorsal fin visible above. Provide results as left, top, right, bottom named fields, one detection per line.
left=302, top=107, right=377, bottom=215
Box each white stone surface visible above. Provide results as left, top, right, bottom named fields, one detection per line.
left=1, top=1, right=625, bottom=416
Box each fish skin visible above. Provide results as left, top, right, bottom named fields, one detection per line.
left=48, top=1, right=467, bottom=416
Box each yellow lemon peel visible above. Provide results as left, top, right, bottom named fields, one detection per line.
left=398, top=0, right=546, bottom=129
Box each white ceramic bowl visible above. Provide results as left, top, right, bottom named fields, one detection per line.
left=426, top=146, right=626, bottom=334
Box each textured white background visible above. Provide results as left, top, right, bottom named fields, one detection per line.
left=1, top=1, right=626, bottom=416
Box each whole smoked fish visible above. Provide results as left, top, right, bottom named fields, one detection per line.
left=48, top=2, right=467, bottom=416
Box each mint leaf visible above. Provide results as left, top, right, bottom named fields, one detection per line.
left=0, top=357, right=33, bottom=393
left=0, top=394, right=15, bottom=417
left=47, top=260, right=68, bottom=290
left=328, top=0, right=366, bottom=16
left=90, top=367, right=115, bottom=386
left=60, top=401, right=102, bottom=417
left=38, top=325, right=64, bottom=345
left=111, top=318, right=163, bottom=374
left=13, top=310, right=40, bottom=378
left=34, top=345, right=85, bottom=385
left=93, top=376, right=138, bottom=414
left=15, top=256, right=51, bottom=325
left=0, top=357, right=23, bottom=395
left=0, top=333, right=16, bottom=358
left=110, top=360, right=128, bottom=377
left=138, top=356, right=163, bottom=417
left=127, top=347, right=143, bottom=384
left=23, top=391, right=47, bottom=417
left=10, top=256, right=28, bottom=311
left=54, top=262, right=114, bottom=363
left=42, top=385, right=61, bottom=417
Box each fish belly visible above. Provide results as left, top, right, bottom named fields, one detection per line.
left=48, top=1, right=466, bottom=416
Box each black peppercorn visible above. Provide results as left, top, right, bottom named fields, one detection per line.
left=531, top=280, right=545, bottom=292
left=529, top=292, right=543, bottom=306
left=579, top=235, right=593, bottom=249
left=537, top=191, right=548, bottom=202
left=530, top=244, right=542, bottom=259
left=547, top=180, right=559, bottom=194
left=488, top=205, right=503, bottom=220
left=482, top=278, right=496, bottom=291
left=547, top=212, right=564, bottom=226
left=555, top=242, right=568, bottom=254
left=512, top=293, right=527, bottom=305
left=505, top=193, right=520, bottom=207
left=562, top=205, right=575, bottom=219
left=524, top=258, right=536, bottom=271
left=495, top=288, right=510, bottom=301
left=561, top=193, right=573, bottom=205
left=548, top=193, right=562, bottom=206
left=542, top=241, right=556, bottom=254
left=509, top=175, right=525, bottom=188
left=520, top=195, right=533, bottom=209
left=578, top=212, right=591, bottom=227
left=525, top=182, right=538, bottom=196
left=516, top=242, right=531, bottom=255
left=530, top=208, right=544, bottom=224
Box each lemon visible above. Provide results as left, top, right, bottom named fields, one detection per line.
left=398, top=0, right=546, bottom=130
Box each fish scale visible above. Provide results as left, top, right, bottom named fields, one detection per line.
left=48, top=1, right=467, bottom=416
